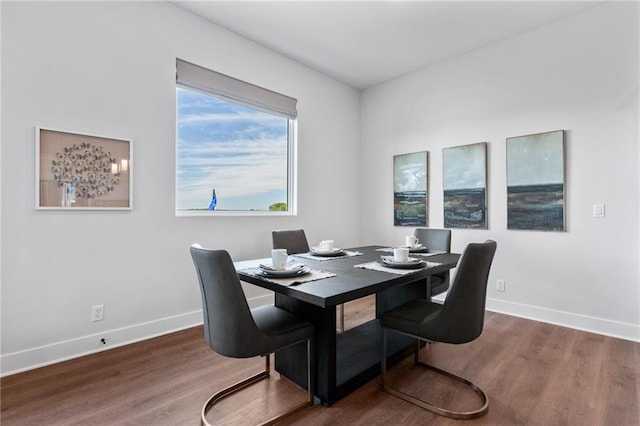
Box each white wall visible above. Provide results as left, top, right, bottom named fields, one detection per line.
left=0, top=1, right=360, bottom=374
left=2, top=1, right=638, bottom=377
left=360, top=2, right=639, bottom=341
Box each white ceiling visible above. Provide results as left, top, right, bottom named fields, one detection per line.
left=172, top=1, right=605, bottom=89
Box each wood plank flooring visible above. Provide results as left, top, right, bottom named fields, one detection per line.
left=2, top=296, right=638, bottom=425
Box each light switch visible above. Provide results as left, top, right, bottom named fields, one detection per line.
left=592, top=204, right=605, bottom=218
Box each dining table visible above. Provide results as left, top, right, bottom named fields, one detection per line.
left=235, top=245, right=461, bottom=406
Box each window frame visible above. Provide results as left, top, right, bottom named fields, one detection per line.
left=175, top=59, right=298, bottom=217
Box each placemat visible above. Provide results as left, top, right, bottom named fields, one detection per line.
left=354, top=261, right=442, bottom=275
left=375, top=247, right=445, bottom=257
left=239, top=268, right=336, bottom=286
left=292, top=250, right=363, bottom=261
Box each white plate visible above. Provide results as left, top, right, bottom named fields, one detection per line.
left=380, top=256, right=425, bottom=269
left=258, top=265, right=311, bottom=278
left=259, top=261, right=304, bottom=271
left=310, top=247, right=344, bottom=256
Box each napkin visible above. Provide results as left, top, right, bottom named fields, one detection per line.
left=353, top=261, right=442, bottom=275
left=259, top=261, right=304, bottom=272
left=375, top=247, right=445, bottom=257
left=240, top=268, right=336, bottom=286
left=293, top=250, right=363, bottom=261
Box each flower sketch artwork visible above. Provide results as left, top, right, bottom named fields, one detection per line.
left=36, top=128, right=131, bottom=210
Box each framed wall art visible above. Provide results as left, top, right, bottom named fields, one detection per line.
left=36, top=127, right=132, bottom=210
left=443, top=142, right=487, bottom=229
left=507, top=130, right=565, bottom=231
left=393, top=151, right=428, bottom=226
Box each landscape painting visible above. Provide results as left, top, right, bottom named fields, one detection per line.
left=507, top=130, right=565, bottom=231
left=443, top=142, right=487, bottom=229
left=393, top=151, right=428, bottom=226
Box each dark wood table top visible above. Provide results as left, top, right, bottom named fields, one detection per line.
left=235, top=245, right=460, bottom=308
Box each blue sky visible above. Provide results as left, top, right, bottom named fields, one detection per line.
left=176, top=87, right=288, bottom=211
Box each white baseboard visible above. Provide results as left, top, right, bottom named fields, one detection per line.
left=486, top=297, right=640, bottom=343
left=1, top=293, right=275, bottom=377
left=0, top=310, right=203, bottom=377
left=4, top=293, right=637, bottom=376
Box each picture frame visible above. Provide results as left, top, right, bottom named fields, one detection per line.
left=506, top=130, right=565, bottom=231
left=36, top=127, right=132, bottom=210
left=443, top=142, right=488, bottom=229
left=393, top=151, right=428, bottom=227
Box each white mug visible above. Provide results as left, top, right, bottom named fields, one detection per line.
left=319, top=240, right=334, bottom=251
left=271, top=249, right=288, bottom=270
left=405, top=236, right=419, bottom=248
left=393, top=247, right=410, bottom=263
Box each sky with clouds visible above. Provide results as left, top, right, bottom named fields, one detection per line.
left=393, top=152, right=427, bottom=192
left=507, top=131, right=564, bottom=186
left=176, top=87, right=288, bottom=211
left=443, top=143, right=486, bottom=190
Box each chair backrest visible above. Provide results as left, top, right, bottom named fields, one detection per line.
left=190, top=244, right=261, bottom=358
left=439, top=240, right=497, bottom=343
left=414, top=228, right=451, bottom=252
left=272, top=229, right=310, bottom=254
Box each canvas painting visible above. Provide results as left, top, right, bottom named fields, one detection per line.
left=507, top=130, right=565, bottom=231
left=443, top=142, right=487, bottom=229
left=393, top=151, right=428, bottom=226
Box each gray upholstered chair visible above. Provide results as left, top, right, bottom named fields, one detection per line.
left=413, top=228, right=452, bottom=296
left=190, top=244, right=315, bottom=426
left=380, top=240, right=497, bottom=420
left=272, top=229, right=310, bottom=255
left=272, top=229, right=346, bottom=333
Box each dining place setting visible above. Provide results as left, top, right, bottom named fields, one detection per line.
left=308, top=240, right=346, bottom=257
left=355, top=235, right=443, bottom=275
left=293, top=239, right=363, bottom=261
left=375, top=235, right=445, bottom=257
left=240, top=241, right=346, bottom=286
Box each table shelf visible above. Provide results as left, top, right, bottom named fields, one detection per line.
left=334, top=319, right=415, bottom=401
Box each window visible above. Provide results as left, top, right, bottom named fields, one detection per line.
left=175, top=59, right=297, bottom=216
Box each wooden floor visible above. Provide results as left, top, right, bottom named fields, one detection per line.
left=2, top=296, right=639, bottom=425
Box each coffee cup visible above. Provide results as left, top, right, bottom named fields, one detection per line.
left=271, top=249, right=288, bottom=270
left=393, top=247, right=410, bottom=263
left=319, top=240, right=334, bottom=251
left=405, top=236, right=419, bottom=248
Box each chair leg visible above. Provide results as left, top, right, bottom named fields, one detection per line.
left=380, top=335, right=488, bottom=420
left=201, top=342, right=315, bottom=426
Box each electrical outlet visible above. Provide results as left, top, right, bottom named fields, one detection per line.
left=91, top=304, right=104, bottom=322
left=593, top=204, right=605, bottom=218
left=496, top=279, right=506, bottom=292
